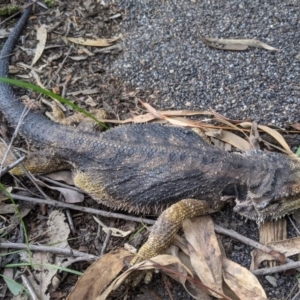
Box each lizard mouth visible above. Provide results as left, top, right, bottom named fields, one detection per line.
left=233, top=199, right=281, bottom=223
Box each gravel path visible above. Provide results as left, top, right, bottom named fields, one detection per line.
left=106, top=0, right=299, bottom=127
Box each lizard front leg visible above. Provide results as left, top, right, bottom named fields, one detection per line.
left=131, top=198, right=221, bottom=265
left=0, top=143, right=70, bottom=175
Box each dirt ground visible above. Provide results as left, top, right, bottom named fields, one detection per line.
left=0, top=1, right=300, bottom=299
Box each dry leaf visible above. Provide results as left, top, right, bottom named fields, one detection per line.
left=249, top=121, right=261, bottom=150
left=21, top=210, right=71, bottom=300
left=35, top=177, right=84, bottom=203
left=69, top=55, right=89, bottom=61
left=30, top=70, right=66, bottom=111
left=239, top=122, right=292, bottom=154
left=68, top=88, right=99, bottom=96
left=93, top=216, right=132, bottom=237
left=66, top=36, right=120, bottom=47
left=31, top=25, right=47, bottom=66
left=251, top=237, right=300, bottom=270
left=45, top=170, right=74, bottom=186
left=141, top=101, right=165, bottom=119
left=210, top=108, right=249, bottom=124
left=0, top=203, right=17, bottom=214
left=99, top=255, right=193, bottom=300
left=174, top=250, right=213, bottom=300
left=0, top=207, right=31, bottom=235
left=0, top=186, right=12, bottom=201
left=183, top=217, right=224, bottom=298
left=291, top=123, right=300, bottom=131
left=204, top=37, right=279, bottom=51
left=205, top=129, right=251, bottom=151
left=67, top=249, right=131, bottom=300
left=223, top=259, right=267, bottom=300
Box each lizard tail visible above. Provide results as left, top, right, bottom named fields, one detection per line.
left=0, top=4, right=89, bottom=151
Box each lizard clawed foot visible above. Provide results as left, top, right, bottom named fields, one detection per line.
left=128, top=199, right=214, bottom=285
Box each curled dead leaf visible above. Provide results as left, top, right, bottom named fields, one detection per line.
left=223, top=259, right=267, bottom=300
left=205, top=129, right=250, bottom=151
left=67, top=36, right=120, bottom=47
left=67, top=249, right=132, bottom=300
left=93, top=216, right=132, bottom=237
left=183, top=216, right=224, bottom=298
left=31, top=25, right=47, bottom=66
left=239, top=122, right=293, bottom=154
left=204, top=37, right=279, bottom=52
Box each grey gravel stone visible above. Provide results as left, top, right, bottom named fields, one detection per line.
left=105, top=0, right=300, bottom=127
left=265, top=275, right=278, bottom=288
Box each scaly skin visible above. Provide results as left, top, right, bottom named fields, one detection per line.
left=1, top=5, right=300, bottom=262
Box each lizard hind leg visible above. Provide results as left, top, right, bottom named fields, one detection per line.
left=131, top=198, right=219, bottom=265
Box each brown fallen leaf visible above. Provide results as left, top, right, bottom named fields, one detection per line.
left=31, top=24, right=47, bottom=66
left=140, top=101, right=165, bottom=119
left=205, top=128, right=251, bottom=151
left=204, top=37, right=279, bottom=51
left=249, top=121, right=261, bottom=150
left=183, top=216, right=224, bottom=298
left=164, top=116, right=203, bottom=128
left=131, top=109, right=212, bottom=124
left=251, top=236, right=300, bottom=270
left=239, top=122, right=293, bottom=154
left=291, top=123, right=300, bottom=131
left=67, top=249, right=131, bottom=300
left=35, top=177, right=84, bottom=203
left=171, top=248, right=215, bottom=300
left=210, top=108, right=250, bottom=124
left=93, top=216, right=132, bottom=237
left=66, top=36, right=120, bottom=47
left=164, top=245, right=212, bottom=299
left=223, top=259, right=267, bottom=300
left=98, top=254, right=193, bottom=300
left=45, top=170, right=74, bottom=186
left=0, top=203, right=17, bottom=214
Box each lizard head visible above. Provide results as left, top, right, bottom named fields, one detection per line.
left=233, top=154, right=300, bottom=223
left=233, top=195, right=300, bottom=223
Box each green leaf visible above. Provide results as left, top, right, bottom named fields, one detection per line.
left=0, top=76, right=107, bottom=128
left=1, top=274, right=25, bottom=296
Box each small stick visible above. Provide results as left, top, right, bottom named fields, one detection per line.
left=0, top=156, right=26, bottom=177
left=9, top=193, right=155, bottom=225
left=0, top=242, right=98, bottom=260
left=215, top=225, right=300, bottom=270
left=21, top=274, right=38, bottom=300
left=100, top=229, right=112, bottom=256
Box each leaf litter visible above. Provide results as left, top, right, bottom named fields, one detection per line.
left=20, top=210, right=72, bottom=300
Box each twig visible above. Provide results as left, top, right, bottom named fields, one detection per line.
left=162, top=273, right=175, bottom=300
left=21, top=274, right=38, bottom=300
left=252, top=261, right=300, bottom=276
left=60, top=192, right=76, bottom=235
left=9, top=193, right=155, bottom=225
left=38, top=175, right=82, bottom=192
left=100, top=229, right=112, bottom=256
left=0, top=156, right=26, bottom=177
left=0, top=242, right=98, bottom=260
left=288, top=215, right=300, bottom=235
left=55, top=47, right=72, bottom=78
left=214, top=225, right=300, bottom=271
left=291, top=289, right=300, bottom=300
left=1, top=106, right=29, bottom=169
